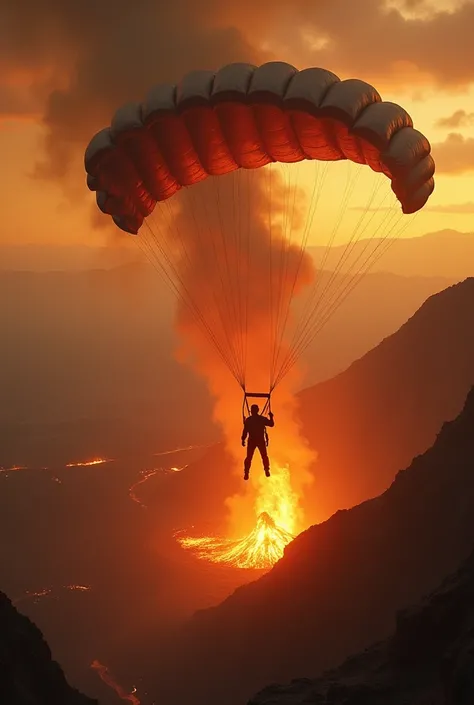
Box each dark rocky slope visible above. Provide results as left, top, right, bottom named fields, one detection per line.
left=298, top=277, right=474, bottom=519
left=0, top=591, right=96, bottom=705
left=251, top=541, right=474, bottom=705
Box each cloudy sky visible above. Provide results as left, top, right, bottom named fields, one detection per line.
left=1, top=0, right=473, bottom=246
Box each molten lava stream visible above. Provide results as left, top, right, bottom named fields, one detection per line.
left=178, top=512, right=293, bottom=569
left=65, top=457, right=112, bottom=467
left=177, top=465, right=298, bottom=570
left=91, top=660, right=140, bottom=705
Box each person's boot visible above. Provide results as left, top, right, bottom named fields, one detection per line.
left=244, top=469, right=249, bottom=481
left=265, top=468, right=271, bottom=478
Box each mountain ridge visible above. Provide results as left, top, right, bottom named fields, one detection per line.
left=251, top=531, right=474, bottom=704
left=298, top=277, right=474, bottom=520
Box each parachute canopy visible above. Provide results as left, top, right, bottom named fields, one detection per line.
left=85, top=61, right=434, bottom=234
left=84, top=62, right=435, bottom=392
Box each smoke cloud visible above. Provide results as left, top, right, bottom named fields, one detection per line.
left=161, top=168, right=317, bottom=536
left=432, top=132, right=474, bottom=174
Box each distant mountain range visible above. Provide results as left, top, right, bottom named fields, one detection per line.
left=2, top=229, right=473, bottom=279
left=0, top=243, right=142, bottom=271
left=0, top=265, right=215, bottom=465
left=0, top=265, right=456, bottom=465
left=308, top=229, right=474, bottom=279
left=149, top=383, right=474, bottom=705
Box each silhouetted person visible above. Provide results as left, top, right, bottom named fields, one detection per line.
left=241, top=404, right=275, bottom=481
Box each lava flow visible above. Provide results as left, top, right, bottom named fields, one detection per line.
left=91, top=660, right=140, bottom=705
left=0, top=465, right=27, bottom=473
left=177, top=465, right=299, bottom=569
left=13, top=584, right=91, bottom=606
left=178, top=511, right=293, bottom=569
left=129, top=469, right=159, bottom=507
left=65, top=457, right=112, bottom=467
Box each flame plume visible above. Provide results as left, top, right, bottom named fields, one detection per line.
left=178, top=511, right=293, bottom=570
left=178, top=464, right=302, bottom=569
left=165, top=169, right=315, bottom=567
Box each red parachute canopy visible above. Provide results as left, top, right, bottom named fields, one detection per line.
left=84, top=62, right=435, bottom=392
left=85, top=61, right=434, bottom=234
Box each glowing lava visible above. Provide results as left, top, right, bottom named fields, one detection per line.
left=65, top=458, right=111, bottom=467
left=13, top=584, right=91, bottom=606
left=129, top=469, right=159, bottom=507
left=178, top=511, right=293, bottom=569
left=153, top=443, right=211, bottom=457
left=177, top=464, right=300, bottom=569
left=91, top=660, right=140, bottom=705
left=0, top=465, right=27, bottom=473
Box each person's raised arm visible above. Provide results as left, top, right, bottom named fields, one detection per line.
left=265, top=412, right=275, bottom=427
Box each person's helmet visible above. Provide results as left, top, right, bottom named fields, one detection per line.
left=250, top=404, right=259, bottom=414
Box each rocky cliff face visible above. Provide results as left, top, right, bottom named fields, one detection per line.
left=0, top=591, right=97, bottom=705
left=298, top=277, right=474, bottom=520
left=251, top=540, right=474, bottom=705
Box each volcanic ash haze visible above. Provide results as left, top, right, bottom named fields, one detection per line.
left=158, top=167, right=318, bottom=563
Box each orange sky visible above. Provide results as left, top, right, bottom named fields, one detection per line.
left=1, top=0, right=474, bottom=249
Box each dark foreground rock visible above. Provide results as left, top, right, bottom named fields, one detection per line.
left=251, top=542, right=474, bottom=705
left=0, top=591, right=97, bottom=705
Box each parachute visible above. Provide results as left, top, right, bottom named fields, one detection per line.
left=84, top=61, right=435, bottom=396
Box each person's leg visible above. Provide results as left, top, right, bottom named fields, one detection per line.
left=258, top=441, right=271, bottom=477
left=244, top=441, right=256, bottom=480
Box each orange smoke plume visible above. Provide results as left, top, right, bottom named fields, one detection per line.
left=162, top=166, right=317, bottom=563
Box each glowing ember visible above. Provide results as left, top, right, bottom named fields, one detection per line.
left=178, top=511, right=294, bottom=570
left=129, top=464, right=188, bottom=507
left=129, top=469, right=159, bottom=507
left=0, top=465, right=27, bottom=473
left=91, top=660, right=140, bottom=705
left=65, top=458, right=111, bottom=467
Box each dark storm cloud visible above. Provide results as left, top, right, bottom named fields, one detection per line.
left=268, top=0, right=474, bottom=86
left=2, top=0, right=474, bottom=183
left=0, top=0, right=261, bottom=178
